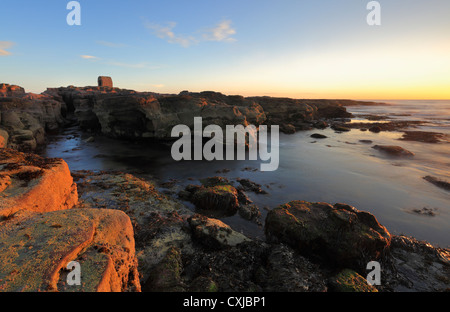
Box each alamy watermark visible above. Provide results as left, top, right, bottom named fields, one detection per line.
left=171, top=117, right=279, bottom=171
left=66, top=261, right=81, bottom=286
left=366, top=261, right=381, bottom=286
left=367, top=1, right=382, bottom=26
left=66, top=1, right=81, bottom=26
left=66, top=1, right=381, bottom=27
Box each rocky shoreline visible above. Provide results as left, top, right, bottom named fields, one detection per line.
left=1, top=83, right=449, bottom=292
left=1, top=150, right=449, bottom=292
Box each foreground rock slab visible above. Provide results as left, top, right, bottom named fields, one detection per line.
left=0, top=148, right=78, bottom=218
left=0, top=208, right=140, bottom=292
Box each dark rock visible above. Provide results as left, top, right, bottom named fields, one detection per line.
left=310, top=133, right=328, bottom=139
left=359, top=140, right=373, bottom=144
left=238, top=204, right=261, bottom=223
left=372, top=145, right=415, bottom=157
left=143, top=246, right=184, bottom=292
left=331, top=124, right=351, bottom=132
left=280, top=123, right=296, bottom=134
left=265, top=201, right=391, bottom=270
left=257, top=244, right=328, bottom=292
left=191, top=184, right=240, bottom=215
left=400, top=131, right=445, bottom=143
left=237, top=178, right=268, bottom=194
left=98, top=76, right=113, bottom=88
left=369, top=126, right=382, bottom=133
left=381, top=236, right=450, bottom=292
left=423, top=176, right=450, bottom=191
left=410, top=207, right=438, bottom=217
left=313, top=120, right=329, bottom=129
left=188, top=215, right=250, bottom=250
left=314, top=104, right=353, bottom=119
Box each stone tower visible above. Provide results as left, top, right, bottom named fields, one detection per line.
left=98, top=76, right=113, bottom=88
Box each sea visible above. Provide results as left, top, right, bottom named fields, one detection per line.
left=39, top=100, right=450, bottom=248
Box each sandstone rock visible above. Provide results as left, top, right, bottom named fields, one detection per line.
left=98, top=76, right=113, bottom=88
left=188, top=215, right=250, bottom=249
left=372, top=145, right=415, bottom=157
left=0, top=129, right=8, bottom=148
left=331, top=124, right=351, bottom=132
left=0, top=148, right=78, bottom=218
left=265, top=201, right=391, bottom=269
left=329, top=269, right=378, bottom=292
left=0, top=208, right=140, bottom=292
left=0, top=84, right=25, bottom=97
left=51, top=87, right=365, bottom=140
left=314, top=104, right=353, bottom=119
left=72, top=170, right=193, bottom=284
left=0, top=86, right=67, bottom=151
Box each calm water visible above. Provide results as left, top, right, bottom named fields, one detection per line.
left=40, top=100, right=450, bottom=248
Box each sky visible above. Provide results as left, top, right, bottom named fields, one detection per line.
left=1, top=0, right=449, bottom=99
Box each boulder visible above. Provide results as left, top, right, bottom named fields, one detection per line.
left=72, top=170, right=193, bottom=284
left=372, top=145, right=415, bottom=157
left=369, top=126, right=382, bottom=133
left=265, top=201, right=391, bottom=269
left=400, top=131, right=444, bottom=143
left=191, top=184, right=240, bottom=215
left=310, top=133, right=328, bottom=139
left=0, top=148, right=78, bottom=218
left=0, top=85, right=67, bottom=151
left=0, top=208, right=140, bottom=292
left=331, top=124, right=351, bottom=132
left=0, top=84, right=25, bottom=97
left=188, top=215, right=250, bottom=249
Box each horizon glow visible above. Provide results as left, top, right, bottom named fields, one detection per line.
left=1, top=0, right=449, bottom=100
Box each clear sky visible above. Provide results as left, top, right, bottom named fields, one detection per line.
left=1, top=0, right=449, bottom=99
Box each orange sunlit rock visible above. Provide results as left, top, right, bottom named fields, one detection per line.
left=0, top=148, right=78, bottom=217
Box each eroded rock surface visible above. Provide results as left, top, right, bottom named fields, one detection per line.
left=0, top=208, right=140, bottom=292
left=0, top=84, right=68, bottom=151
left=0, top=148, right=78, bottom=217
left=265, top=201, right=392, bottom=269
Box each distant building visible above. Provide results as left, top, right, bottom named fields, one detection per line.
left=98, top=76, right=113, bottom=88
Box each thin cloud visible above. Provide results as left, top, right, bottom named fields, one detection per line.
left=0, top=41, right=15, bottom=56
left=96, top=40, right=128, bottom=48
left=144, top=21, right=197, bottom=48
left=80, top=55, right=100, bottom=60
left=202, top=20, right=236, bottom=42
left=150, top=84, right=165, bottom=88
